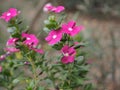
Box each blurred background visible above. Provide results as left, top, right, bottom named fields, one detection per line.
left=0, top=0, right=120, bottom=90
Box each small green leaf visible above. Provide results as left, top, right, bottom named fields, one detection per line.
left=38, top=86, right=45, bottom=90
left=12, top=79, right=20, bottom=84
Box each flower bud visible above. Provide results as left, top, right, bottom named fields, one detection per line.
left=0, top=55, right=6, bottom=61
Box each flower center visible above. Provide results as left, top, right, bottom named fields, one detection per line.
left=68, top=27, right=73, bottom=31
left=52, top=35, right=57, bottom=39
left=64, top=53, right=69, bottom=56
left=27, top=37, right=31, bottom=40
left=13, top=39, right=16, bottom=42
left=7, top=13, right=11, bottom=16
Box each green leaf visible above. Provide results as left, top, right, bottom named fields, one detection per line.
left=12, top=79, right=20, bottom=84
left=84, top=83, right=93, bottom=90
left=76, top=56, right=84, bottom=64
left=52, top=43, right=63, bottom=50
left=38, top=86, right=45, bottom=90
left=29, top=80, right=34, bottom=89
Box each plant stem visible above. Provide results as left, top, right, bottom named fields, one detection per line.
left=27, top=57, right=37, bottom=90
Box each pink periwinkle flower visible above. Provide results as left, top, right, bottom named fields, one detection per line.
left=5, top=47, right=20, bottom=53
left=51, top=6, right=65, bottom=13
left=6, top=38, right=18, bottom=46
left=0, top=8, right=20, bottom=22
left=0, top=66, right=2, bottom=72
left=43, top=3, right=53, bottom=12
left=45, top=29, right=63, bottom=45
left=62, top=20, right=84, bottom=36
left=22, top=33, right=39, bottom=47
left=61, top=45, right=76, bottom=64
left=43, top=3, right=65, bottom=13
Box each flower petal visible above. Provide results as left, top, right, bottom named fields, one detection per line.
left=61, top=56, right=75, bottom=64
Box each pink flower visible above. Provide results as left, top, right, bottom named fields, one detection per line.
left=0, top=66, right=2, bottom=72
left=6, top=38, right=18, bottom=46
left=43, top=3, right=65, bottom=13
left=45, top=29, right=63, bottom=45
left=61, top=45, right=76, bottom=64
left=32, top=48, right=44, bottom=54
left=0, top=55, right=6, bottom=61
left=62, top=20, right=84, bottom=36
left=5, top=47, right=20, bottom=53
left=22, top=33, right=39, bottom=47
left=43, top=3, right=53, bottom=12
left=5, top=38, right=19, bottom=53
left=0, top=8, right=20, bottom=22
left=51, top=6, right=65, bottom=13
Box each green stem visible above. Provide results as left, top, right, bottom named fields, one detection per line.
left=27, top=57, right=37, bottom=90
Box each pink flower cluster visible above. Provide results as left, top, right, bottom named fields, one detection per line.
left=0, top=8, right=20, bottom=22
left=45, top=20, right=84, bottom=64
left=45, top=20, right=84, bottom=45
left=4, top=33, right=44, bottom=54
left=43, top=3, right=65, bottom=13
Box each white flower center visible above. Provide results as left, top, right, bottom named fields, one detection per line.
left=64, top=53, right=69, bottom=56
left=7, top=13, right=11, bottom=16
left=27, top=37, right=31, bottom=40
left=13, top=39, right=16, bottom=42
left=68, top=27, right=73, bottom=31
left=52, top=35, right=57, bottom=39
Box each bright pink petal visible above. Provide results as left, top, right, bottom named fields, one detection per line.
left=43, top=3, right=65, bottom=13
left=45, top=29, right=63, bottom=45
left=45, top=30, right=55, bottom=41
left=43, top=3, right=53, bottom=12
left=69, top=26, right=81, bottom=36
left=68, top=47, right=76, bottom=56
left=48, top=33, right=62, bottom=45
left=61, top=20, right=76, bottom=35
left=9, top=8, right=18, bottom=17
left=0, top=8, right=20, bottom=22
left=6, top=38, right=18, bottom=46
left=61, top=56, right=74, bottom=64
left=22, top=33, right=39, bottom=47
left=54, top=6, right=65, bottom=13
left=61, top=45, right=69, bottom=54
left=61, top=45, right=76, bottom=64
left=61, top=56, right=69, bottom=64
left=0, top=12, right=11, bottom=22
left=67, top=20, right=76, bottom=27
left=5, top=47, right=20, bottom=53
left=68, top=56, right=75, bottom=63
left=62, top=21, right=84, bottom=36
